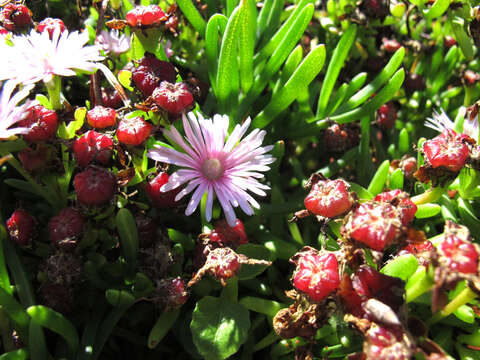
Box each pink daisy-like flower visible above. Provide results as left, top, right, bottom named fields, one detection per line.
left=425, top=108, right=479, bottom=142
left=0, top=80, right=34, bottom=140
left=0, top=28, right=104, bottom=84
left=96, top=30, right=130, bottom=55
left=147, top=112, right=275, bottom=226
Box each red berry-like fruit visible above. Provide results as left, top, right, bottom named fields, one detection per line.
left=399, top=156, right=417, bottom=179
left=209, top=219, right=248, bottom=248
left=464, top=70, right=480, bottom=86
left=49, top=207, right=85, bottom=249
left=18, top=105, right=58, bottom=143
left=343, top=202, right=403, bottom=251
left=404, top=73, right=425, bottom=92
left=291, top=248, right=340, bottom=302
left=204, top=247, right=241, bottom=281
left=423, top=129, right=470, bottom=172
left=0, top=4, right=32, bottom=31
left=101, top=87, right=123, bottom=109
left=37, top=18, right=65, bottom=38
left=323, top=122, right=360, bottom=153
left=439, top=233, right=479, bottom=274
left=86, top=106, right=116, bottom=129
left=155, top=277, right=188, bottom=309
left=364, top=324, right=413, bottom=360
left=74, top=167, right=116, bottom=206
left=374, top=190, right=417, bottom=225
left=131, top=54, right=176, bottom=96
left=116, top=116, right=152, bottom=146
left=152, top=81, right=194, bottom=115
left=18, top=144, right=51, bottom=172
left=382, top=38, right=401, bottom=53
left=6, top=209, right=35, bottom=246
left=144, top=172, right=180, bottom=208
left=444, top=36, right=457, bottom=48
left=376, top=102, right=397, bottom=129
left=0, top=26, right=8, bottom=35
left=72, top=131, right=113, bottom=168
left=304, top=178, right=354, bottom=218
left=352, top=266, right=405, bottom=312
left=126, top=5, right=166, bottom=27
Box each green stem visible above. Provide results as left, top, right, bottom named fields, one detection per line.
left=427, top=287, right=478, bottom=325
left=45, top=76, right=62, bottom=110
left=411, top=186, right=446, bottom=205
left=0, top=308, right=14, bottom=352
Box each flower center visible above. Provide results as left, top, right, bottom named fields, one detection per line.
left=202, top=158, right=223, bottom=180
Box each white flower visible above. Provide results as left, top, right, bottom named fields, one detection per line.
left=147, top=112, right=275, bottom=226
left=0, top=29, right=104, bottom=84
left=95, top=29, right=130, bottom=55
left=0, top=81, right=34, bottom=140
left=425, top=108, right=479, bottom=141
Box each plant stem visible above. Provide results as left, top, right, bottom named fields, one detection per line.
left=45, top=76, right=62, bottom=110
left=427, top=287, right=478, bottom=325
left=411, top=186, right=446, bottom=205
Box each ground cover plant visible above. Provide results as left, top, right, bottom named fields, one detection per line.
left=1, top=0, right=480, bottom=359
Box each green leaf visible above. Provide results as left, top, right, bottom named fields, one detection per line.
left=148, top=309, right=180, bottom=349
left=168, top=228, right=195, bottom=251
left=451, top=16, right=474, bottom=61
left=0, top=227, right=11, bottom=295
left=35, top=94, right=51, bottom=109
left=367, top=160, right=390, bottom=195
left=415, top=203, right=441, bottom=218
left=205, top=14, right=228, bottom=93
left=253, top=44, right=326, bottom=128
left=389, top=168, right=404, bottom=190
left=327, top=68, right=405, bottom=124
left=0, top=349, right=28, bottom=360
left=333, top=47, right=405, bottom=115
left=118, top=70, right=134, bottom=92
left=28, top=322, right=48, bottom=360
left=236, top=244, right=273, bottom=280
left=216, top=6, right=241, bottom=113
left=255, top=0, right=314, bottom=64
left=238, top=0, right=256, bottom=94
left=316, top=25, right=357, bottom=118
left=191, top=296, right=250, bottom=360
left=116, top=208, right=139, bottom=275
left=0, top=287, right=29, bottom=340
left=256, top=0, right=283, bottom=42
left=398, top=128, right=409, bottom=154
left=27, top=305, right=79, bottom=355
left=349, top=182, right=374, bottom=200
left=177, top=0, right=207, bottom=36
left=458, top=198, right=480, bottom=238
left=381, top=254, right=418, bottom=281
left=423, top=0, right=451, bottom=20
left=239, top=296, right=285, bottom=317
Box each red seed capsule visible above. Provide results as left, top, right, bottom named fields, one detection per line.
left=423, top=129, right=470, bottom=172
left=151, top=81, right=194, bottom=115
left=343, top=202, right=403, bottom=251
left=144, top=172, right=180, bottom=208
left=37, top=18, right=66, bottom=39
left=73, top=167, right=117, bottom=206
left=126, top=5, right=166, bottom=27
left=72, top=131, right=113, bottom=168
left=6, top=209, right=35, bottom=246
left=209, top=219, right=248, bottom=248
left=87, top=106, right=117, bottom=129
left=0, top=4, right=32, bottom=31
left=48, top=207, right=85, bottom=248
left=18, top=105, right=58, bottom=143
left=116, top=116, right=152, bottom=146
left=438, top=233, right=479, bottom=274
left=374, top=189, right=417, bottom=225
left=304, top=178, right=354, bottom=218
left=291, top=249, right=340, bottom=302
left=131, top=54, right=177, bottom=97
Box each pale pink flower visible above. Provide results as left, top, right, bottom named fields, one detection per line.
left=0, top=80, right=34, bottom=139
left=96, top=29, right=130, bottom=55
left=147, top=112, right=275, bottom=226
left=0, top=29, right=104, bottom=84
